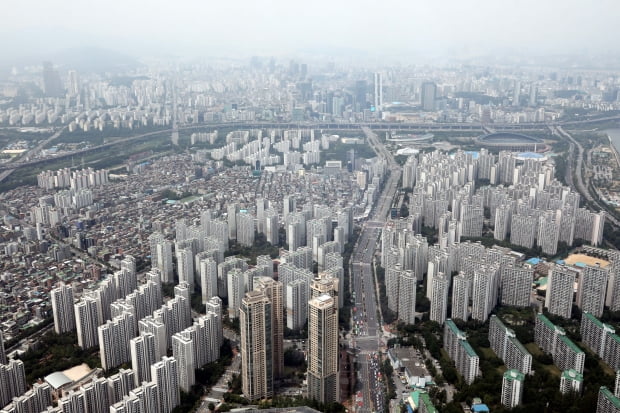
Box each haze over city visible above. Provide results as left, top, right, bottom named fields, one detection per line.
left=3, top=1, right=620, bottom=413
left=2, top=0, right=620, bottom=62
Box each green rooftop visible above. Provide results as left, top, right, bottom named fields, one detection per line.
left=446, top=319, right=464, bottom=336
left=460, top=340, right=479, bottom=358
left=582, top=311, right=611, bottom=330
left=562, top=369, right=583, bottom=382
left=600, top=387, right=620, bottom=409
left=558, top=335, right=584, bottom=354
left=504, top=369, right=525, bottom=381
left=536, top=313, right=566, bottom=334
left=419, top=393, right=438, bottom=413
left=508, top=336, right=532, bottom=357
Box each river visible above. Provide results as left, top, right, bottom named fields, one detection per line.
left=605, top=129, right=620, bottom=153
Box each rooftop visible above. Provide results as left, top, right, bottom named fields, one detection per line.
left=558, top=335, right=584, bottom=354
left=562, top=369, right=583, bottom=382
left=460, top=340, right=479, bottom=358
left=600, top=387, right=620, bottom=409
left=504, top=369, right=525, bottom=381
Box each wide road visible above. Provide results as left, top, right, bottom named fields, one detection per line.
left=0, top=126, right=66, bottom=183
left=555, top=125, right=620, bottom=228
left=4, top=114, right=619, bottom=172
left=350, top=127, right=401, bottom=412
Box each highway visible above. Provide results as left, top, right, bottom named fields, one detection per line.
left=349, top=127, right=401, bottom=412
left=0, top=126, right=66, bottom=183
left=3, top=114, right=619, bottom=172
left=554, top=126, right=620, bottom=228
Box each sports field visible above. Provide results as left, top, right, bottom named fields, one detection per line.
left=564, top=253, right=610, bottom=268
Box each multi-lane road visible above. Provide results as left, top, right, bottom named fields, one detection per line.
left=349, top=127, right=401, bottom=412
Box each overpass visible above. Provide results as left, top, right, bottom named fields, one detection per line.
left=2, top=114, right=620, bottom=172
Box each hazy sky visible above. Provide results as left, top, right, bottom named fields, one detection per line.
left=2, top=0, right=619, bottom=60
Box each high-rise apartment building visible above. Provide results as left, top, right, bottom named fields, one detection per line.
left=240, top=290, right=273, bottom=401
left=500, top=266, right=533, bottom=307
left=501, top=369, right=524, bottom=409
left=429, top=273, right=448, bottom=325
left=545, top=264, right=577, bottom=318
left=75, top=296, right=100, bottom=349
left=254, top=277, right=284, bottom=380
left=577, top=265, right=609, bottom=317
left=51, top=283, right=76, bottom=334
left=307, top=294, right=339, bottom=404
left=130, top=333, right=156, bottom=387
left=172, top=333, right=195, bottom=392
left=151, top=357, right=180, bottom=413
left=451, top=273, right=470, bottom=321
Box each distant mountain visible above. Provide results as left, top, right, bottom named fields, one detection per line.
left=47, top=46, right=145, bottom=73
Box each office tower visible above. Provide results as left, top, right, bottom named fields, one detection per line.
left=236, top=212, right=255, bottom=247
left=254, top=277, right=284, bottom=380
left=98, top=312, right=136, bottom=371
left=373, top=72, right=383, bottom=110
left=500, top=266, right=533, bottom=307
left=51, top=283, right=76, bottom=334
left=240, top=290, right=273, bottom=401
left=82, top=377, right=109, bottom=413
left=172, top=334, right=195, bottom=392
left=130, top=333, right=156, bottom=387
left=176, top=248, right=194, bottom=288
left=597, top=386, right=620, bottom=413
left=421, top=82, right=437, bottom=111
left=560, top=369, right=583, bottom=394
left=545, top=265, right=577, bottom=318
left=286, top=279, right=308, bottom=330
left=577, top=265, right=609, bottom=317
left=429, top=272, right=448, bottom=325
left=451, top=273, right=470, bottom=321
left=151, top=357, right=180, bottom=413
left=489, top=316, right=532, bottom=375
left=501, top=370, right=524, bottom=409
left=0, top=330, right=6, bottom=365
left=42, top=62, right=63, bottom=97
left=75, top=296, right=100, bottom=349
left=307, top=294, right=339, bottom=404
left=58, top=390, right=86, bottom=413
